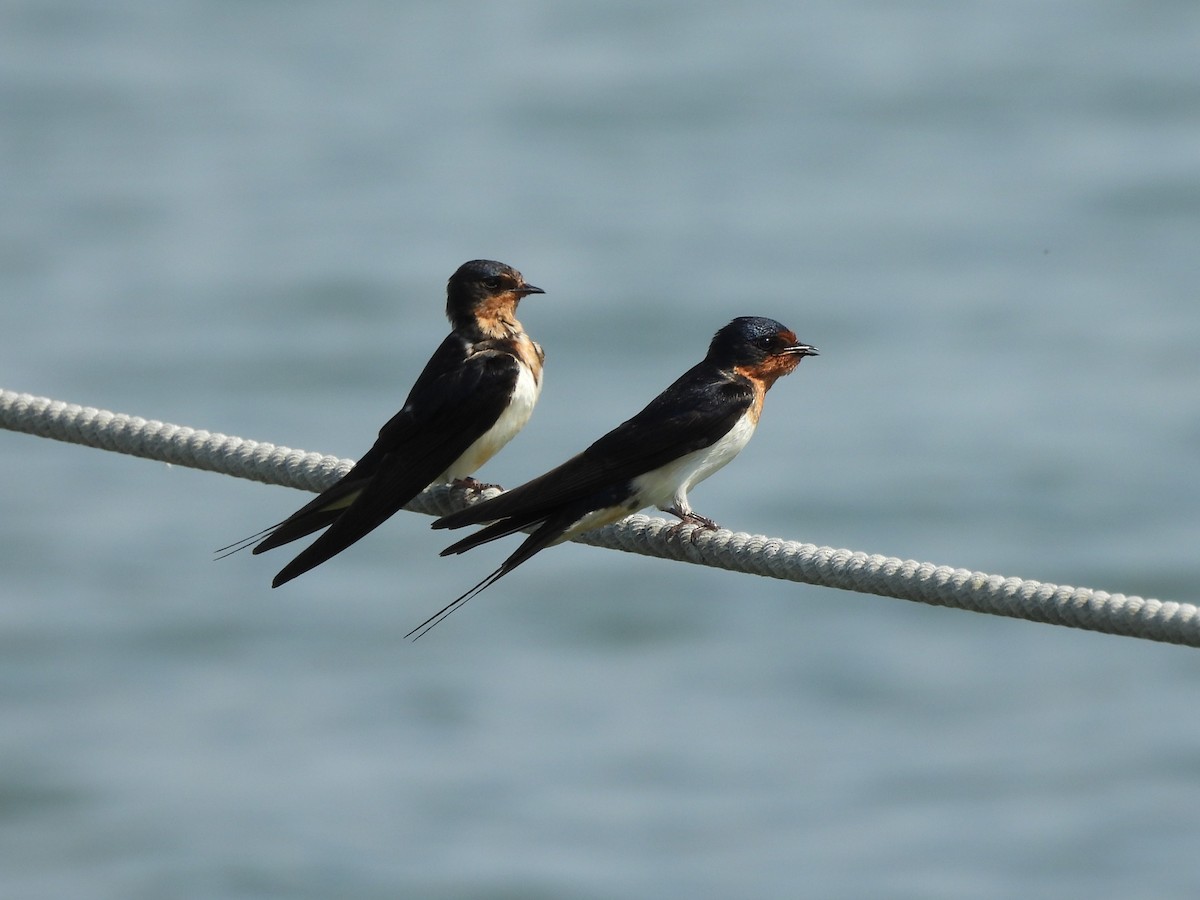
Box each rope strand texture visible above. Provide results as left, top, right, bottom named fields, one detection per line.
left=3, top=388, right=1196, bottom=648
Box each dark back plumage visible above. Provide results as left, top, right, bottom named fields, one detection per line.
left=226, top=258, right=545, bottom=589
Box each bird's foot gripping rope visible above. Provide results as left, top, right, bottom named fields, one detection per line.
left=2, top=387, right=1197, bottom=648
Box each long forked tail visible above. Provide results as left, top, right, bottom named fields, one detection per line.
left=214, top=522, right=286, bottom=559
left=213, top=499, right=348, bottom=562
left=408, top=513, right=571, bottom=639
left=437, top=515, right=537, bottom=557
left=212, top=508, right=342, bottom=562
left=215, top=476, right=365, bottom=563
left=404, top=564, right=512, bottom=640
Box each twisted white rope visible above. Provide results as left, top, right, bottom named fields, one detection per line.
left=3, top=387, right=1196, bottom=648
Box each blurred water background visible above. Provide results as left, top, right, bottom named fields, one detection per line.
left=2, top=1, right=1199, bottom=897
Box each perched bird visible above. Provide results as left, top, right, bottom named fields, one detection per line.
left=411, top=315, right=818, bottom=637
left=221, top=259, right=547, bottom=587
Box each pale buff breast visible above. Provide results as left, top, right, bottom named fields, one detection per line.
left=439, top=359, right=542, bottom=481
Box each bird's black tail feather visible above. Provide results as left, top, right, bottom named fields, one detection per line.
left=405, top=564, right=511, bottom=640
left=437, top=512, right=545, bottom=557
left=215, top=477, right=363, bottom=562
left=213, top=523, right=285, bottom=560
left=252, top=509, right=342, bottom=557
left=409, top=512, right=576, bottom=638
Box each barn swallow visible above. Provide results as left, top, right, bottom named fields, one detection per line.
left=408, top=316, right=818, bottom=637
left=219, top=259, right=547, bottom=587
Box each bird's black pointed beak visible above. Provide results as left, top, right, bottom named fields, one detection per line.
left=786, top=342, right=819, bottom=357
left=515, top=284, right=545, bottom=296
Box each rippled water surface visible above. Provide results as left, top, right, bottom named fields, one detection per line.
left=2, top=2, right=1199, bottom=897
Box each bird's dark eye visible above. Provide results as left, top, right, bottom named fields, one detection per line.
left=482, top=276, right=502, bottom=290
left=755, top=334, right=778, bottom=350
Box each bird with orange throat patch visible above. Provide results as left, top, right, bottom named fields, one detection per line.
left=221, top=259, right=548, bottom=587
left=411, top=316, right=818, bottom=637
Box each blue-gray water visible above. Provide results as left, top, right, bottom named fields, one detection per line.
left=2, top=1, right=1199, bottom=897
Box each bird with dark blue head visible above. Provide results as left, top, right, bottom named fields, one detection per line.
left=412, top=315, right=818, bottom=637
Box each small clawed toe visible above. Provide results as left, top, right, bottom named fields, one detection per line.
left=664, top=509, right=721, bottom=541
left=452, top=476, right=499, bottom=495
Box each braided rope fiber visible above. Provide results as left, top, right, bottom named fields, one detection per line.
left=3, top=388, right=1196, bottom=647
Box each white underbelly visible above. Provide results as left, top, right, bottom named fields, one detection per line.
left=441, top=363, right=541, bottom=480
left=630, top=412, right=757, bottom=509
